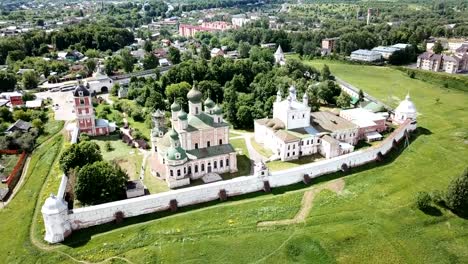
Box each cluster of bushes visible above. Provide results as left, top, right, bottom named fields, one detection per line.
left=414, top=168, right=468, bottom=217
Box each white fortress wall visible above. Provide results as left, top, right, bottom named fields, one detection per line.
left=43, top=120, right=412, bottom=242
left=68, top=175, right=264, bottom=230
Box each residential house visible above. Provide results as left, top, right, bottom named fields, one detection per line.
left=321, top=37, right=339, bottom=55
left=5, top=120, right=32, bottom=133
left=371, top=46, right=399, bottom=60
left=210, top=48, right=224, bottom=58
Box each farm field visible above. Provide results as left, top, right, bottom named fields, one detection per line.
left=0, top=61, right=467, bottom=263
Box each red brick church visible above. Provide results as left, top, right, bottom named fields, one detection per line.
left=72, top=83, right=115, bottom=136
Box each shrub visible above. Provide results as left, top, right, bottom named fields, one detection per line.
left=415, top=191, right=432, bottom=211
left=430, top=190, right=446, bottom=207
left=80, top=133, right=90, bottom=141
left=105, top=141, right=113, bottom=152
left=446, top=168, right=468, bottom=215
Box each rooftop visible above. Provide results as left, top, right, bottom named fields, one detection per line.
left=310, top=111, right=358, bottom=133
left=186, top=144, right=235, bottom=159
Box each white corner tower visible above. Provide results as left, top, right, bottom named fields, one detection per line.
left=393, top=93, right=417, bottom=126
left=41, top=194, right=72, bottom=244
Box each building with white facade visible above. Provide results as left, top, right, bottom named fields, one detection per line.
left=254, top=86, right=359, bottom=161
left=350, top=49, right=382, bottom=62
left=392, top=94, right=417, bottom=125
left=274, top=45, right=286, bottom=66
left=150, top=84, right=238, bottom=188
left=232, top=14, right=250, bottom=27
left=339, top=108, right=387, bottom=142
left=371, top=46, right=399, bottom=59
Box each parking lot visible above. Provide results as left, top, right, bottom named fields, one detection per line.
left=35, top=90, right=76, bottom=121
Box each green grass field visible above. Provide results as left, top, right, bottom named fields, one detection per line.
left=91, top=134, right=144, bottom=180
left=1, top=60, right=467, bottom=263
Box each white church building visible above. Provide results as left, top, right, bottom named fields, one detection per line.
left=255, top=86, right=418, bottom=161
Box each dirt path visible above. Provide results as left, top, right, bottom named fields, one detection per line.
left=257, top=179, right=345, bottom=227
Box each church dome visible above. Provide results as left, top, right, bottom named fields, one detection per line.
left=213, top=104, right=223, bottom=115
left=169, top=128, right=179, bottom=140
left=73, top=83, right=90, bottom=97
left=395, top=94, right=417, bottom=114
left=41, top=194, right=68, bottom=214
left=178, top=109, right=188, bottom=120
left=166, top=146, right=187, bottom=161
left=204, top=98, right=215, bottom=108
left=187, top=84, right=203, bottom=103
left=171, top=101, right=181, bottom=112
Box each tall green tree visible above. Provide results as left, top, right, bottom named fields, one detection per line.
left=22, top=70, right=38, bottom=89
left=142, top=53, right=159, bottom=70
left=120, top=49, right=135, bottom=73
left=75, top=161, right=128, bottom=205
left=59, top=141, right=103, bottom=174
left=238, top=41, right=251, bottom=58
left=200, top=44, right=211, bottom=60
left=0, top=71, right=17, bottom=92
left=432, top=41, right=444, bottom=54
left=168, top=46, right=181, bottom=64
left=321, top=64, right=331, bottom=81
left=336, top=91, right=352, bottom=108
left=223, top=86, right=238, bottom=127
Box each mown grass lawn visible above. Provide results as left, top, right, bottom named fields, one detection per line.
left=222, top=138, right=251, bottom=179
left=267, top=154, right=323, bottom=172
left=2, top=60, right=468, bottom=263
left=90, top=134, right=144, bottom=180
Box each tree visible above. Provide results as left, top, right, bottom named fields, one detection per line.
left=31, top=118, right=44, bottom=134
left=168, top=46, right=181, bottom=64
left=432, top=41, right=444, bottom=54
left=236, top=105, right=253, bottom=129
left=120, top=49, right=135, bottom=73
left=336, top=91, right=351, bottom=108
left=143, top=40, right=153, bottom=53
left=446, top=168, right=468, bottom=215
left=0, top=71, right=17, bottom=92
left=321, top=64, right=332, bottom=81
left=59, top=141, right=103, bottom=174
left=415, top=191, right=432, bottom=211
left=238, top=41, right=251, bottom=58
left=85, top=59, right=97, bottom=75
left=358, top=89, right=365, bottom=103
left=111, top=83, right=120, bottom=96
left=22, top=70, right=38, bottom=89
left=223, top=86, right=238, bottom=127
left=317, top=80, right=341, bottom=105
left=22, top=92, right=36, bottom=101
left=75, top=161, right=128, bottom=205
left=165, top=82, right=191, bottom=107
left=105, top=57, right=118, bottom=75
left=142, top=53, right=159, bottom=70
left=200, top=44, right=210, bottom=60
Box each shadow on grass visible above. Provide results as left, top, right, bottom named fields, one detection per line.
left=62, top=126, right=431, bottom=247
left=421, top=206, right=443, bottom=217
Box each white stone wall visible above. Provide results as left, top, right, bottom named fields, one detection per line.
left=45, top=120, right=413, bottom=242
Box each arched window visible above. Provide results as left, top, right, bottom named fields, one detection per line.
left=219, top=139, right=222, bottom=145
left=214, top=161, right=217, bottom=169
left=207, top=141, right=211, bottom=147
left=177, top=170, right=181, bottom=176
left=195, top=107, right=199, bottom=114
left=195, top=165, right=198, bottom=173
left=170, top=170, right=173, bottom=176
left=201, top=164, right=205, bottom=171
left=195, top=143, right=198, bottom=149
